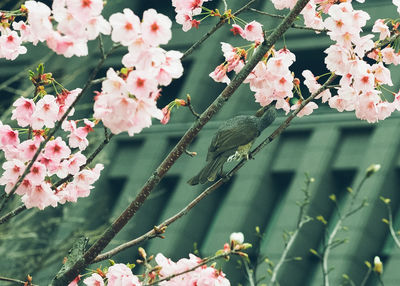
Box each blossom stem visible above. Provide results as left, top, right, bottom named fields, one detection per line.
left=182, top=0, right=257, bottom=59
left=384, top=203, right=400, bottom=248
left=0, top=275, right=38, bottom=286
left=249, top=8, right=327, bottom=33
left=322, top=175, right=369, bottom=286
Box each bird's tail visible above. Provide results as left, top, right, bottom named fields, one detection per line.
left=187, top=157, right=226, bottom=185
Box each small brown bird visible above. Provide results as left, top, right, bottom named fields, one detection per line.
left=187, top=105, right=276, bottom=185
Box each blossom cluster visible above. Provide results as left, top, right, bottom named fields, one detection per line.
left=171, top=0, right=211, bottom=31
left=82, top=254, right=230, bottom=286
left=0, top=88, right=103, bottom=209
left=93, top=8, right=184, bottom=135
left=0, top=0, right=110, bottom=59
left=155, top=253, right=230, bottom=285
left=321, top=3, right=399, bottom=123
left=209, top=0, right=400, bottom=121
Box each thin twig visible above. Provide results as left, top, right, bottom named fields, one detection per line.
left=322, top=175, right=368, bottom=286
left=0, top=203, right=26, bottom=224
left=360, top=267, right=372, bottom=286
left=249, top=8, right=328, bottom=33
left=0, top=275, right=38, bottom=286
left=186, top=94, right=200, bottom=119
left=93, top=178, right=225, bottom=262
left=270, top=177, right=313, bottom=285
left=385, top=203, right=400, bottom=248
left=222, top=0, right=228, bottom=12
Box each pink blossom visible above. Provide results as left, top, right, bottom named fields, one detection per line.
left=22, top=182, right=59, bottom=210
left=24, top=1, right=53, bottom=42
left=301, top=1, right=324, bottom=31
left=102, top=68, right=128, bottom=96
left=175, top=12, right=198, bottom=32
left=230, top=24, right=245, bottom=37
left=0, top=122, right=19, bottom=149
left=243, top=21, right=263, bottom=42
left=43, top=137, right=71, bottom=162
left=141, top=9, right=172, bottom=46
left=74, top=163, right=103, bottom=190
left=17, top=138, right=40, bottom=162
left=372, top=62, right=393, bottom=86
left=291, top=101, right=318, bottom=117
left=156, top=50, right=184, bottom=86
left=65, top=0, right=104, bottom=20
left=353, top=72, right=375, bottom=93
left=353, top=34, right=375, bottom=58
left=26, top=162, right=46, bottom=185
left=126, top=70, right=159, bottom=98
left=31, top=94, right=60, bottom=129
left=0, top=30, right=27, bottom=60
left=85, top=15, right=111, bottom=40
left=93, top=94, right=136, bottom=135
left=12, top=97, right=35, bottom=127
left=355, top=94, right=379, bottom=123
left=372, top=19, right=390, bottom=41
left=275, top=98, right=291, bottom=114
left=324, top=44, right=350, bottom=75
left=63, top=119, right=94, bottom=151
left=0, top=159, right=25, bottom=186
left=377, top=101, right=395, bottom=121
left=381, top=47, right=400, bottom=65
left=59, top=152, right=87, bottom=178
left=106, top=264, right=142, bottom=286
left=209, top=64, right=230, bottom=84
left=46, top=31, right=88, bottom=58
left=109, top=9, right=141, bottom=46
left=271, top=0, right=297, bottom=10
left=221, top=42, right=243, bottom=72
left=83, top=273, right=104, bottom=286
left=57, top=88, right=81, bottom=120
left=12, top=21, right=35, bottom=44
left=394, top=0, right=400, bottom=14
left=172, top=0, right=204, bottom=15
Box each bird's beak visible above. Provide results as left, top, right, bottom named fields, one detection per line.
left=255, top=104, right=273, bottom=117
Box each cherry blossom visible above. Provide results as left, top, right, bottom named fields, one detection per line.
left=372, top=19, right=390, bottom=41
left=141, top=9, right=172, bottom=46
left=21, top=181, right=59, bottom=210
left=11, top=97, right=35, bottom=127
left=106, top=264, right=142, bottom=286
left=31, top=94, right=59, bottom=129
left=109, top=8, right=141, bottom=46
left=0, top=30, right=27, bottom=60
left=83, top=273, right=104, bottom=286
left=243, top=21, right=264, bottom=42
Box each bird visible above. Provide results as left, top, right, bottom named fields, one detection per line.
left=187, top=105, right=277, bottom=185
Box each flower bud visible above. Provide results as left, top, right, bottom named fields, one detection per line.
left=230, top=232, right=244, bottom=245
left=373, top=256, right=383, bottom=274
left=366, top=164, right=381, bottom=178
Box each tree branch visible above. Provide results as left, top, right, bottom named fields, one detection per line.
left=51, top=0, right=313, bottom=284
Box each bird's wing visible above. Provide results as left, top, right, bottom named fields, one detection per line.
left=207, top=118, right=259, bottom=161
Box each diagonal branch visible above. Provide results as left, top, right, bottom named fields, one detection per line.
left=51, top=1, right=313, bottom=284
